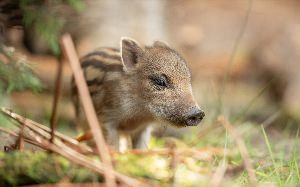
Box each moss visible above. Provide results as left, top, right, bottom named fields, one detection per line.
left=0, top=151, right=103, bottom=186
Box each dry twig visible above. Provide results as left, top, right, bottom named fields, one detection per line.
left=0, top=107, right=145, bottom=187
left=50, top=56, right=64, bottom=143
left=61, top=34, right=115, bottom=186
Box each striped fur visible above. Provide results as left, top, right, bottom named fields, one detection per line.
left=80, top=48, right=122, bottom=94
left=72, top=47, right=123, bottom=126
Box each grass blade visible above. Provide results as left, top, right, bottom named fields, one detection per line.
left=261, top=125, right=282, bottom=186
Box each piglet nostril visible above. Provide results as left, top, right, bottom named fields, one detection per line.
left=189, top=116, right=198, bottom=122
left=185, top=108, right=205, bottom=126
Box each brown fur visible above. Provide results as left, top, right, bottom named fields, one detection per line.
left=72, top=37, right=204, bottom=149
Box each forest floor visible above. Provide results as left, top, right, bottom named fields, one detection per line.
left=0, top=81, right=299, bottom=186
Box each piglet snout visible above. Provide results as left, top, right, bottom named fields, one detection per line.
left=185, top=107, right=205, bottom=126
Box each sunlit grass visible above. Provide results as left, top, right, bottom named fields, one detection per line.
left=261, top=125, right=283, bottom=186
left=179, top=95, right=300, bottom=186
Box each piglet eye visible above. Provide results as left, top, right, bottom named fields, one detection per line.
left=150, top=74, right=169, bottom=89
left=154, top=77, right=167, bottom=87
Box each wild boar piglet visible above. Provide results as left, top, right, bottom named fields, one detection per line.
left=72, top=37, right=205, bottom=149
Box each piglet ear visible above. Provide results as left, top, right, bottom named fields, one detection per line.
left=153, top=41, right=169, bottom=48
left=120, top=37, right=143, bottom=71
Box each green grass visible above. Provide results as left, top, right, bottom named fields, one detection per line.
left=261, top=125, right=283, bottom=186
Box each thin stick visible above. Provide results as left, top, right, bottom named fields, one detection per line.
left=0, top=114, right=144, bottom=186
left=0, top=127, right=48, bottom=150
left=50, top=56, right=64, bottom=143
left=20, top=110, right=85, bottom=146
left=60, top=34, right=116, bottom=187
left=17, top=122, right=25, bottom=151
left=1, top=107, right=93, bottom=154
left=0, top=126, right=18, bottom=137
left=218, top=116, right=257, bottom=186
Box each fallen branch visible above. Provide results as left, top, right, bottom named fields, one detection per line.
left=1, top=107, right=93, bottom=154
left=0, top=108, right=145, bottom=187
left=0, top=126, right=51, bottom=151
left=60, top=34, right=116, bottom=187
